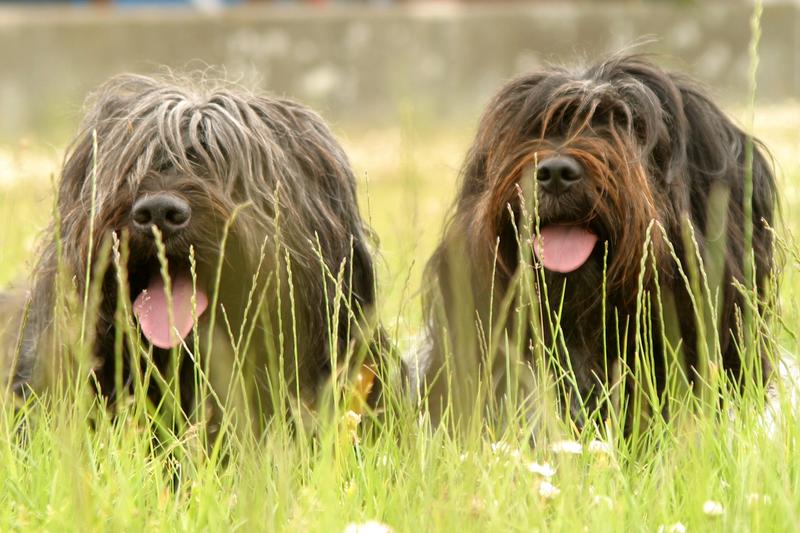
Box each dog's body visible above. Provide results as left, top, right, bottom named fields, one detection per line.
left=9, top=74, right=389, bottom=431
left=419, top=55, right=776, bottom=428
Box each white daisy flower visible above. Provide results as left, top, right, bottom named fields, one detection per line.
left=343, top=410, right=362, bottom=444
left=550, top=440, right=583, bottom=454
left=591, top=494, right=614, bottom=509
left=344, top=410, right=362, bottom=426
left=746, top=493, right=772, bottom=506
left=538, top=480, right=561, bottom=499
left=491, top=442, right=521, bottom=459
left=491, top=442, right=510, bottom=454
left=703, top=500, right=724, bottom=516
left=588, top=439, right=612, bottom=455
left=657, top=522, right=686, bottom=533
left=344, top=521, right=392, bottom=533
left=526, top=461, right=556, bottom=477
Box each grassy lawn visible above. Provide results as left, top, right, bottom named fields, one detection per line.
left=0, top=104, right=798, bottom=532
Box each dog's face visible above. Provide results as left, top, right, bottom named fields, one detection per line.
left=48, top=75, right=372, bottom=359
left=471, top=61, right=688, bottom=296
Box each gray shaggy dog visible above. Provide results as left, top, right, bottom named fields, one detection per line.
left=10, top=74, right=389, bottom=432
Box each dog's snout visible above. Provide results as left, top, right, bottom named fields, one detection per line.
left=536, top=156, right=583, bottom=196
left=131, top=194, right=191, bottom=237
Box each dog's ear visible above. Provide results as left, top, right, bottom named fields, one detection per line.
left=57, top=77, right=138, bottom=207
left=675, top=84, right=742, bottom=186
left=677, top=81, right=775, bottom=216
left=348, top=234, right=376, bottom=308
left=600, top=55, right=773, bottom=225
left=628, top=58, right=775, bottom=246
left=679, top=83, right=776, bottom=267
left=58, top=129, right=97, bottom=208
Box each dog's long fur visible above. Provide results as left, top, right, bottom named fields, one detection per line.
left=420, top=55, right=776, bottom=428
left=11, top=74, right=389, bottom=431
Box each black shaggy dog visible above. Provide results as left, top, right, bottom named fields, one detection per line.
left=11, top=74, right=389, bottom=433
left=419, top=55, right=776, bottom=429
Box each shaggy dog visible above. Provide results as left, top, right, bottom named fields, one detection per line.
left=10, top=74, right=389, bottom=433
left=419, top=55, right=776, bottom=429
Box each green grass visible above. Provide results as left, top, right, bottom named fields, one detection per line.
left=0, top=103, right=799, bottom=532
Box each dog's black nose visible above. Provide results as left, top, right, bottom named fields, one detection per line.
left=536, top=156, right=583, bottom=195
left=131, top=194, right=191, bottom=237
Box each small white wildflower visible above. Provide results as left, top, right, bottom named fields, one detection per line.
left=344, top=410, right=362, bottom=426
left=468, top=495, right=485, bottom=516
left=491, top=442, right=511, bottom=455
left=591, top=494, right=614, bottom=509
left=490, top=442, right=522, bottom=459
left=657, top=523, right=686, bottom=533
left=746, top=492, right=772, bottom=506
left=343, top=520, right=392, bottom=533
left=588, top=439, right=612, bottom=455
left=526, top=461, right=556, bottom=477
left=703, top=500, right=724, bottom=516
left=538, top=480, right=561, bottom=499
left=343, top=410, right=362, bottom=445
left=459, top=452, right=470, bottom=462
left=550, top=440, right=583, bottom=454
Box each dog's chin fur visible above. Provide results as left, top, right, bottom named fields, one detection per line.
left=10, top=74, right=389, bottom=433
left=420, top=54, right=777, bottom=430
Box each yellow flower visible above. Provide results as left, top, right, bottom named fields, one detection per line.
left=343, top=479, right=357, bottom=498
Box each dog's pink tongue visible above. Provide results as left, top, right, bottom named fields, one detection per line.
left=534, top=225, right=599, bottom=273
left=132, top=273, right=208, bottom=349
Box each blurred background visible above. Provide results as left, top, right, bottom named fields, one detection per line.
left=0, top=0, right=797, bottom=143
left=0, top=0, right=798, bottom=326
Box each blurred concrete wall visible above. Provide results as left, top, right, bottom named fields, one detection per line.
left=0, top=1, right=798, bottom=141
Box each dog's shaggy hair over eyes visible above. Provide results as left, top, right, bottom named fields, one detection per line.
left=420, top=55, right=776, bottom=427
left=11, top=74, right=388, bottom=429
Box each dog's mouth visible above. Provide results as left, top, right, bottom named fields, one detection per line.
left=533, top=224, right=599, bottom=273
left=130, top=261, right=209, bottom=350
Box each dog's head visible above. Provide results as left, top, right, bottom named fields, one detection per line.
left=458, top=55, right=722, bottom=295
left=422, top=55, right=777, bottom=427
left=47, top=74, right=376, bottom=354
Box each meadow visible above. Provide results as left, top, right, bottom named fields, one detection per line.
left=0, top=100, right=798, bottom=532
